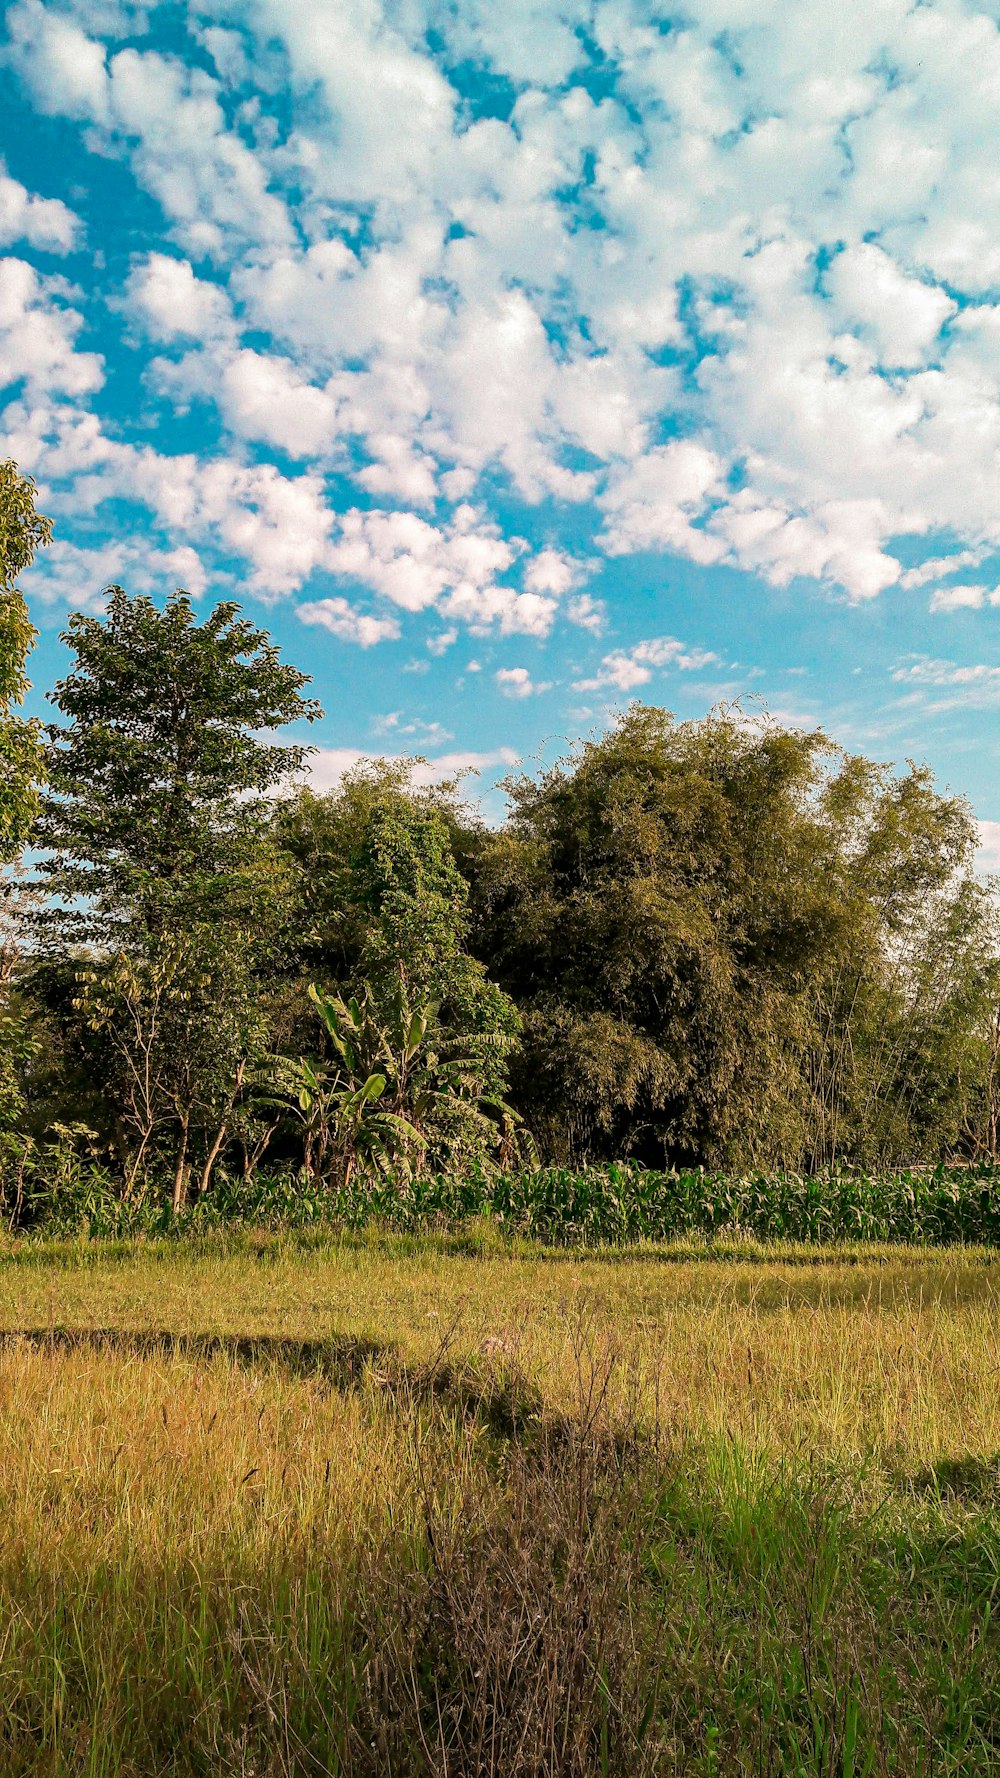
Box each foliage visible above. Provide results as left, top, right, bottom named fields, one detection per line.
left=0, top=465, right=995, bottom=1202
left=39, top=585, right=321, bottom=937
left=0, top=460, right=50, bottom=864
left=267, top=976, right=523, bottom=1189
left=471, top=705, right=999, bottom=1170
left=31, top=587, right=321, bottom=1208
left=275, top=763, right=520, bottom=1102
left=75, top=925, right=273, bottom=1208
left=7, top=1142, right=1000, bottom=1248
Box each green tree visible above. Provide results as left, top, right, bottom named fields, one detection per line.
left=274, top=760, right=523, bottom=1166
left=471, top=704, right=997, bottom=1170
left=271, top=979, right=521, bottom=1187
left=41, top=587, right=320, bottom=935
left=39, top=588, right=321, bottom=1207
left=0, top=460, right=50, bottom=864
left=275, top=762, right=519, bottom=1105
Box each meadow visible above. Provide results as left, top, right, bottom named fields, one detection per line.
left=1, top=1226, right=999, bottom=1775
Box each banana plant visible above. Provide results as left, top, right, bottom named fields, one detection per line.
left=267, top=974, right=525, bottom=1187
left=268, top=1035, right=420, bottom=1188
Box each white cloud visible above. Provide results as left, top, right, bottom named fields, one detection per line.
left=8, top=2, right=291, bottom=257
left=426, top=627, right=458, bottom=655
left=319, top=505, right=566, bottom=635
left=522, top=549, right=590, bottom=597
left=0, top=168, right=80, bottom=253
left=827, top=243, right=955, bottom=368
left=23, top=534, right=211, bottom=609
left=574, top=635, right=720, bottom=694
left=324, top=505, right=514, bottom=612
left=890, top=654, right=1000, bottom=715
left=979, top=820, right=1000, bottom=874
left=901, top=549, right=990, bottom=590
left=18, top=0, right=1000, bottom=629
left=599, top=441, right=726, bottom=562
left=126, top=254, right=232, bottom=341
left=928, top=583, right=991, bottom=612
left=0, top=259, right=102, bottom=400
left=296, top=597, right=400, bottom=647
left=373, top=711, right=454, bottom=742
left=221, top=350, right=341, bottom=458
left=495, top=665, right=551, bottom=698
left=566, top=592, right=605, bottom=633
left=304, top=744, right=518, bottom=793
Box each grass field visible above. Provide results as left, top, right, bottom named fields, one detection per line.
left=1, top=1228, right=999, bottom=1774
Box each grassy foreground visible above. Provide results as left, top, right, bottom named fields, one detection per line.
left=1, top=1229, right=999, bottom=1774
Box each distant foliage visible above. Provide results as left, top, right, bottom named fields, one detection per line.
left=471, top=706, right=1000, bottom=1172
left=0, top=470, right=997, bottom=1219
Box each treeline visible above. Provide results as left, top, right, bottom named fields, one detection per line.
left=2, top=461, right=999, bottom=1217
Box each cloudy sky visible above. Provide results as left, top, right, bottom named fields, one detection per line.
left=3, top=0, right=1000, bottom=850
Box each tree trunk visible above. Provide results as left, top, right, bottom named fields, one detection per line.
left=197, top=1062, right=246, bottom=1196
left=172, top=1112, right=191, bottom=1214
left=243, top=1122, right=275, bottom=1183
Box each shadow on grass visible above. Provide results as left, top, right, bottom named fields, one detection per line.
left=910, top=1453, right=1000, bottom=1502
left=0, top=1324, right=545, bottom=1438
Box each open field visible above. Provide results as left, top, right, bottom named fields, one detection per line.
left=1, top=1230, right=1000, bottom=1774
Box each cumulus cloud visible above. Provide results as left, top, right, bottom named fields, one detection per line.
left=317, top=506, right=575, bottom=636
left=522, top=549, right=591, bottom=598
left=126, top=254, right=232, bottom=341
left=900, top=550, right=990, bottom=590
left=220, top=350, right=341, bottom=458
left=23, top=534, right=211, bottom=609
left=495, top=665, right=552, bottom=697
left=566, top=593, right=605, bottom=632
left=0, top=259, right=102, bottom=399
left=826, top=243, right=955, bottom=368
left=928, top=584, right=995, bottom=612
left=17, top=0, right=1000, bottom=636
left=8, top=0, right=291, bottom=257
left=296, top=597, right=401, bottom=647
left=574, top=635, right=720, bottom=693
left=0, top=168, right=80, bottom=253
left=599, top=442, right=726, bottom=563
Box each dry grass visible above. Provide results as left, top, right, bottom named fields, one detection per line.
left=0, top=1230, right=998, bottom=1773
left=3, top=1231, right=999, bottom=1469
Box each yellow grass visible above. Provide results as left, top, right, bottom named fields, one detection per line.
left=2, top=1232, right=999, bottom=1773
left=2, top=1233, right=998, bottom=1472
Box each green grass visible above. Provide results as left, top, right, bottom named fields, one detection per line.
left=1, top=1230, right=999, bottom=1773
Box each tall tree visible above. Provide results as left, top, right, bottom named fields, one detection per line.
left=471, top=704, right=997, bottom=1170
left=39, top=588, right=322, bottom=1206
left=274, top=763, right=521, bottom=1166
left=41, top=587, right=320, bottom=934
left=0, top=460, right=50, bottom=863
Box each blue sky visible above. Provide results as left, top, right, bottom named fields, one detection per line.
left=3, top=0, right=1000, bottom=850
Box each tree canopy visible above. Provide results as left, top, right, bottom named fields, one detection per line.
left=0, top=460, right=50, bottom=864
left=39, top=587, right=321, bottom=934
left=469, top=706, right=998, bottom=1170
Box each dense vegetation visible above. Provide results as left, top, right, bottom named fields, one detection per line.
left=3, top=457, right=1000, bottom=1229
